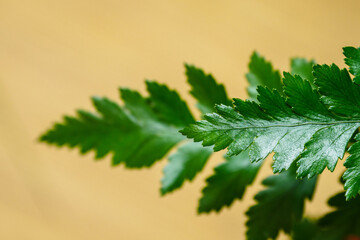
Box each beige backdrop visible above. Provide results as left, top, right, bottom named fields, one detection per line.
left=0, top=0, right=358, bottom=239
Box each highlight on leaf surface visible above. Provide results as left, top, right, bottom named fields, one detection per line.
left=195, top=52, right=306, bottom=213
left=181, top=49, right=360, bottom=198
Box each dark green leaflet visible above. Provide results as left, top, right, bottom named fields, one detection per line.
left=161, top=141, right=212, bottom=194
left=246, top=166, right=316, bottom=240
left=185, top=64, right=232, bottom=114
left=197, top=150, right=260, bottom=213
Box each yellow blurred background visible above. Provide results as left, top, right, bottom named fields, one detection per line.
left=0, top=0, right=359, bottom=239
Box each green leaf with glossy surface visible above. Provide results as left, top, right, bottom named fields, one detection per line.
left=314, top=64, right=360, bottom=118
left=190, top=58, right=285, bottom=210
left=343, top=133, right=360, bottom=199
left=182, top=69, right=360, bottom=178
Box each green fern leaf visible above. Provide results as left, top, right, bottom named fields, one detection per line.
left=40, top=81, right=191, bottom=167
left=182, top=65, right=360, bottom=180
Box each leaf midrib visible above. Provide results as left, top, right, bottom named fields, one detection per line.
left=204, top=119, right=360, bottom=131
